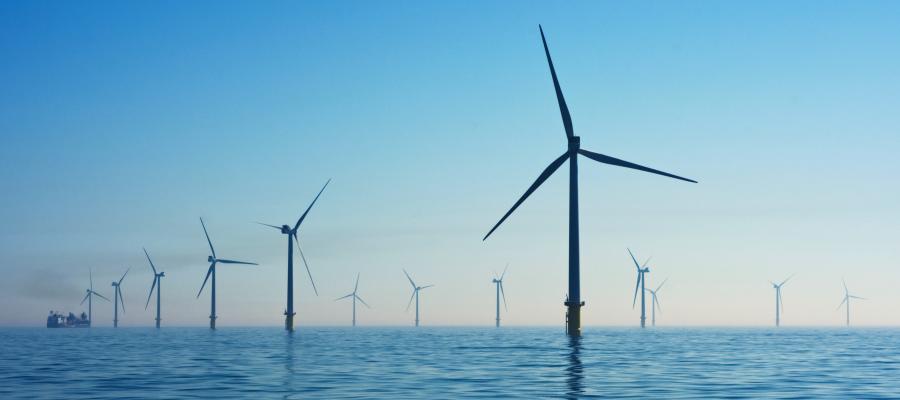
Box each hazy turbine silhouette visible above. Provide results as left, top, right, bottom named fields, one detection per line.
left=627, top=249, right=651, bottom=328
left=770, top=274, right=794, bottom=327
left=111, top=268, right=128, bottom=328
left=335, top=273, right=370, bottom=327
left=197, top=217, right=257, bottom=329
left=482, top=26, right=697, bottom=336
left=79, top=268, right=109, bottom=326
left=492, top=265, right=508, bottom=327
left=257, top=179, right=329, bottom=331
left=143, top=248, right=165, bottom=328
left=837, top=279, right=866, bottom=327
left=403, top=269, right=433, bottom=327
left=645, top=278, right=667, bottom=327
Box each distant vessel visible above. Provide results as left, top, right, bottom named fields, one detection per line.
left=46, top=310, right=90, bottom=328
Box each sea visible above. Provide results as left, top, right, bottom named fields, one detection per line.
left=1, top=327, right=899, bottom=399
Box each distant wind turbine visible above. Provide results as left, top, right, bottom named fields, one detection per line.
left=627, top=249, right=651, bottom=328
left=335, top=273, right=370, bottom=327
left=80, top=268, right=109, bottom=326
left=645, top=278, right=667, bottom=327
left=111, top=268, right=128, bottom=328
left=837, top=279, right=866, bottom=327
left=492, top=265, right=508, bottom=327
left=770, top=274, right=794, bottom=327
left=197, top=217, right=257, bottom=329
left=256, top=179, right=329, bottom=332
left=403, top=269, right=433, bottom=327
left=482, top=26, right=697, bottom=336
left=143, top=248, right=165, bottom=329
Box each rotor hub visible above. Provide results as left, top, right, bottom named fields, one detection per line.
left=567, top=136, right=581, bottom=151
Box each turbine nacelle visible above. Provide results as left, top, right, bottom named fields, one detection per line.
left=157, top=272, right=165, bottom=278
left=208, top=255, right=215, bottom=263
left=567, top=135, right=580, bottom=151
left=281, top=225, right=291, bottom=234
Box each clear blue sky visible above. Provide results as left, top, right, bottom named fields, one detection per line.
left=1, top=1, right=899, bottom=327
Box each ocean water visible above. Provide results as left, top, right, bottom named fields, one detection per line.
left=1, top=327, right=899, bottom=399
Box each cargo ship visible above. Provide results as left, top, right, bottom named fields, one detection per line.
left=46, top=311, right=90, bottom=328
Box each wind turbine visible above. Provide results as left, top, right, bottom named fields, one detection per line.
left=197, top=217, right=257, bottom=329
left=770, top=274, right=794, bottom=327
left=645, top=278, right=667, bottom=327
left=837, top=279, right=866, bottom=327
left=80, top=268, right=109, bottom=326
left=403, top=269, right=433, bottom=327
left=143, top=248, right=165, bottom=328
left=482, top=26, right=697, bottom=336
left=111, top=268, right=128, bottom=328
left=257, top=179, right=329, bottom=332
left=627, top=249, right=651, bottom=328
left=335, top=273, right=370, bottom=327
left=492, top=265, right=508, bottom=327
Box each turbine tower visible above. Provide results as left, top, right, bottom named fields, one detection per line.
left=770, top=275, right=793, bottom=327
left=197, top=217, right=257, bottom=329
left=492, top=265, right=508, bottom=327
left=79, top=268, right=109, bottom=326
left=403, top=269, right=433, bottom=327
left=627, top=249, right=651, bottom=328
left=837, top=280, right=866, bottom=327
left=143, top=248, right=165, bottom=328
left=257, top=179, right=329, bottom=332
left=645, top=278, right=667, bottom=327
left=111, top=268, right=128, bottom=328
left=335, top=273, right=370, bottom=327
left=482, top=26, right=697, bottom=336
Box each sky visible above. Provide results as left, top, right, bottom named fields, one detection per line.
left=1, top=1, right=899, bottom=327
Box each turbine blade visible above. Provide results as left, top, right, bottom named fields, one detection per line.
left=403, top=269, right=416, bottom=289
left=538, top=25, right=574, bottom=139
left=293, top=179, right=331, bottom=232
left=578, top=149, right=697, bottom=183
left=80, top=292, right=91, bottom=305
left=781, top=274, right=795, bottom=287
left=500, top=263, right=508, bottom=281
left=483, top=152, right=568, bottom=240
left=641, top=257, right=652, bottom=269
left=255, top=222, right=282, bottom=230
left=654, top=295, right=662, bottom=313
left=850, top=295, right=866, bottom=300
left=197, top=264, right=214, bottom=298
left=356, top=295, right=371, bottom=308
left=842, top=279, right=848, bottom=295
left=632, top=273, right=641, bottom=308
left=420, top=285, right=434, bottom=290
left=295, top=234, right=318, bottom=296
left=90, top=268, right=93, bottom=291
left=118, top=288, right=125, bottom=313
left=217, top=259, right=258, bottom=265
left=500, top=282, right=508, bottom=311
left=145, top=277, right=157, bottom=310
left=406, top=290, right=416, bottom=311
left=335, top=293, right=353, bottom=301
left=93, top=291, right=110, bottom=302
left=354, top=272, right=360, bottom=294
left=118, top=268, right=129, bottom=285
left=627, top=248, right=641, bottom=270
left=656, top=278, right=668, bottom=292
left=143, top=247, right=157, bottom=275
left=836, top=296, right=847, bottom=310
left=200, top=217, right=216, bottom=259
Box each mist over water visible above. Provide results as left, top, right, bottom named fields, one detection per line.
left=2, top=327, right=899, bottom=399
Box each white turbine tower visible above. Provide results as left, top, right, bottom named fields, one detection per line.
left=335, top=273, right=370, bottom=327
left=837, top=280, right=866, bottom=327
left=770, top=275, right=793, bottom=327
left=645, top=278, right=667, bottom=327
left=492, top=265, right=508, bottom=327
left=403, top=269, right=433, bottom=327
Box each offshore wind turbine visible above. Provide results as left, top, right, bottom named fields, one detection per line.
left=627, top=249, right=651, bottom=328
left=80, top=268, right=109, bottom=326
left=143, top=248, right=165, bottom=328
left=645, top=278, right=667, bottom=327
left=197, top=217, right=257, bottom=329
left=403, top=269, right=433, bottom=327
left=837, top=280, right=866, bottom=327
left=257, top=179, right=329, bottom=332
left=111, top=268, right=128, bottom=328
left=482, top=26, right=697, bottom=336
left=492, top=265, right=508, bottom=327
left=770, top=275, right=793, bottom=327
left=335, top=273, right=370, bottom=327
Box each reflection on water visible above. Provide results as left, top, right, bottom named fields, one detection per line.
left=565, top=335, right=583, bottom=399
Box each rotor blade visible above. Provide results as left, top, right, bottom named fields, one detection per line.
left=850, top=295, right=866, bottom=300
left=92, top=291, right=110, bottom=302
left=145, top=277, right=157, bottom=310
left=780, top=290, right=784, bottom=313
left=80, top=292, right=91, bottom=305
left=654, top=294, right=662, bottom=313
left=217, top=259, right=258, bottom=265
left=406, top=290, right=416, bottom=311
left=641, top=257, right=652, bottom=269
left=780, top=274, right=795, bottom=287
left=293, top=179, right=331, bottom=232
left=295, top=234, right=318, bottom=296
left=354, top=272, right=360, bottom=294
left=200, top=217, right=216, bottom=259
left=90, top=268, right=93, bottom=291
left=655, top=278, right=668, bottom=292
left=500, top=282, right=508, bottom=311
left=403, top=269, right=416, bottom=289
left=538, top=25, right=573, bottom=139
left=842, top=279, right=848, bottom=295
left=836, top=296, right=847, bottom=310
left=255, top=222, right=282, bottom=230
left=143, top=247, right=157, bottom=275
left=627, top=248, right=641, bottom=270
left=197, top=264, right=214, bottom=298
left=578, top=149, right=697, bottom=183
left=632, top=273, right=641, bottom=308
left=420, top=285, right=434, bottom=290
left=335, top=293, right=353, bottom=301
left=500, top=263, right=508, bottom=281
left=118, top=268, right=129, bottom=285
left=483, top=152, right=568, bottom=240
left=118, top=288, right=125, bottom=313
left=356, top=295, right=371, bottom=309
